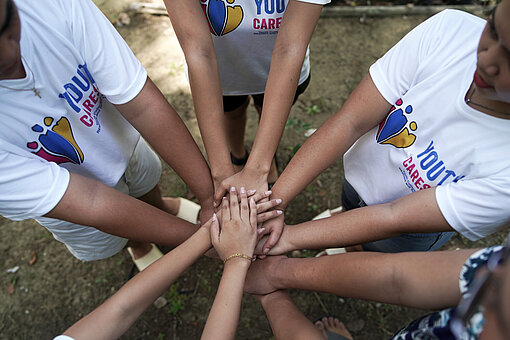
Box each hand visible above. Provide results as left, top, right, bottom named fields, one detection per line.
left=215, top=190, right=283, bottom=225
left=211, top=187, right=258, bottom=260
left=213, top=167, right=269, bottom=208
left=258, top=213, right=285, bottom=255
left=244, top=255, right=287, bottom=295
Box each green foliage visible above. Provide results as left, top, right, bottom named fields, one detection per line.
left=166, top=283, right=188, bottom=316
left=285, top=118, right=312, bottom=133
left=305, top=104, right=321, bottom=116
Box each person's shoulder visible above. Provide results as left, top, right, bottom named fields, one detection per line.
left=435, top=9, right=486, bottom=28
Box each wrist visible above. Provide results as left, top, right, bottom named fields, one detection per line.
left=223, top=256, right=252, bottom=270
left=257, top=290, right=288, bottom=306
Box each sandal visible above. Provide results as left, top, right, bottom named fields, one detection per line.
left=176, top=197, right=201, bottom=224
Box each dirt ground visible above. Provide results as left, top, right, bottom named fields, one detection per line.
left=0, top=1, right=507, bottom=339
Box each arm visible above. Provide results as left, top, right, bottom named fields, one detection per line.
left=259, top=73, right=392, bottom=252
left=115, top=77, right=215, bottom=218
left=46, top=172, right=199, bottom=246
left=214, top=0, right=324, bottom=203
left=245, top=248, right=480, bottom=310
left=62, top=220, right=213, bottom=340
left=45, top=174, right=281, bottom=247
left=260, top=186, right=453, bottom=255
left=255, top=291, right=324, bottom=340
left=163, top=0, right=234, bottom=190
left=202, top=187, right=258, bottom=340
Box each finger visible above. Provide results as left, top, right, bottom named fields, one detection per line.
left=221, top=196, right=230, bottom=222
left=229, top=187, right=239, bottom=219
left=262, top=228, right=283, bottom=255
left=249, top=197, right=257, bottom=228
left=210, top=213, right=220, bottom=245
left=239, top=187, right=249, bottom=222
left=214, top=182, right=230, bottom=207
left=256, top=198, right=282, bottom=213
left=256, top=210, right=283, bottom=223
left=250, top=190, right=272, bottom=204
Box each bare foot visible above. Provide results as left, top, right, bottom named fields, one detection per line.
left=315, top=317, right=353, bottom=340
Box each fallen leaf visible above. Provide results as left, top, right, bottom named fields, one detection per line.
left=347, top=319, right=365, bottom=332
left=28, top=251, right=37, bottom=265
left=5, top=283, right=15, bottom=294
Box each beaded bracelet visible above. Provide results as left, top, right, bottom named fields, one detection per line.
left=223, top=253, right=253, bottom=264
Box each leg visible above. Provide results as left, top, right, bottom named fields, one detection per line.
left=137, top=183, right=180, bottom=216
left=224, top=96, right=249, bottom=172
left=255, top=290, right=325, bottom=340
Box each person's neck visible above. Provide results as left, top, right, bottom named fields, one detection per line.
left=465, top=84, right=510, bottom=120
left=1, top=60, right=26, bottom=80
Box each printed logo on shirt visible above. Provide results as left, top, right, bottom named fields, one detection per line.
left=201, top=0, right=244, bottom=36
left=377, top=99, right=465, bottom=192
left=58, top=63, right=103, bottom=133
left=376, top=98, right=417, bottom=148
left=27, top=117, right=84, bottom=165
left=252, top=0, right=285, bottom=34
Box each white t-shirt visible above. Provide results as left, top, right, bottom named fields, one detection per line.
left=200, top=0, right=330, bottom=95
left=0, top=0, right=147, bottom=221
left=344, top=10, right=510, bottom=241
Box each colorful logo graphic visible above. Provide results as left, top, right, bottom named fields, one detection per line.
left=27, top=117, right=84, bottom=165
left=201, top=0, right=243, bottom=36
left=376, top=99, right=417, bottom=148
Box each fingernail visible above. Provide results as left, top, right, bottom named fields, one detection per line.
left=265, top=190, right=272, bottom=196
left=212, top=213, right=217, bottom=221
left=263, top=248, right=269, bottom=254
left=257, top=227, right=265, bottom=234
left=276, top=210, right=282, bottom=215
left=250, top=197, right=255, bottom=204
left=240, top=187, right=246, bottom=194
left=247, top=189, right=256, bottom=195
left=213, top=201, right=217, bottom=208
left=223, top=196, right=227, bottom=200
left=231, top=187, right=236, bottom=192
left=276, top=199, right=282, bottom=204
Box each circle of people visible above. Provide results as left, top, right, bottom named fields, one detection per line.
left=1, top=0, right=509, bottom=339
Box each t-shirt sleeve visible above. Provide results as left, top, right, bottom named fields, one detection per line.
left=0, top=151, right=70, bottom=221
left=65, top=0, right=147, bottom=104
left=369, top=11, right=450, bottom=104
left=436, top=177, right=510, bottom=241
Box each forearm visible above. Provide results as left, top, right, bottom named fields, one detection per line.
left=117, top=78, right=214, bottom=204
left=63, top=226, right=211, bottom=340
left=269, top=249, right=475, bottom=309
left=187, top=57, right=234, bottom=182
left=283, top=187, right=452, bottom=251
left=247, top=0, right=323, bottom=176
left=201, top=258, right=251, bottom=340
left=164, top=0, right=233, bottom=182
left=271, top=73, right=392, bottom=207
left=46, top=173, right=198, bottom=246
left=258, top=291, right=323, bottom=340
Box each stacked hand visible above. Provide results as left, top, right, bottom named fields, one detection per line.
left=211, top=187, right=258, bottom=261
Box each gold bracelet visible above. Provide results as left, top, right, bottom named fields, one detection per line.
left=223, top=253, right=253, bottom=264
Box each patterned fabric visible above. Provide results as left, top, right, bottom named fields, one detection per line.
left=390, top=246, right=502, bottom=340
